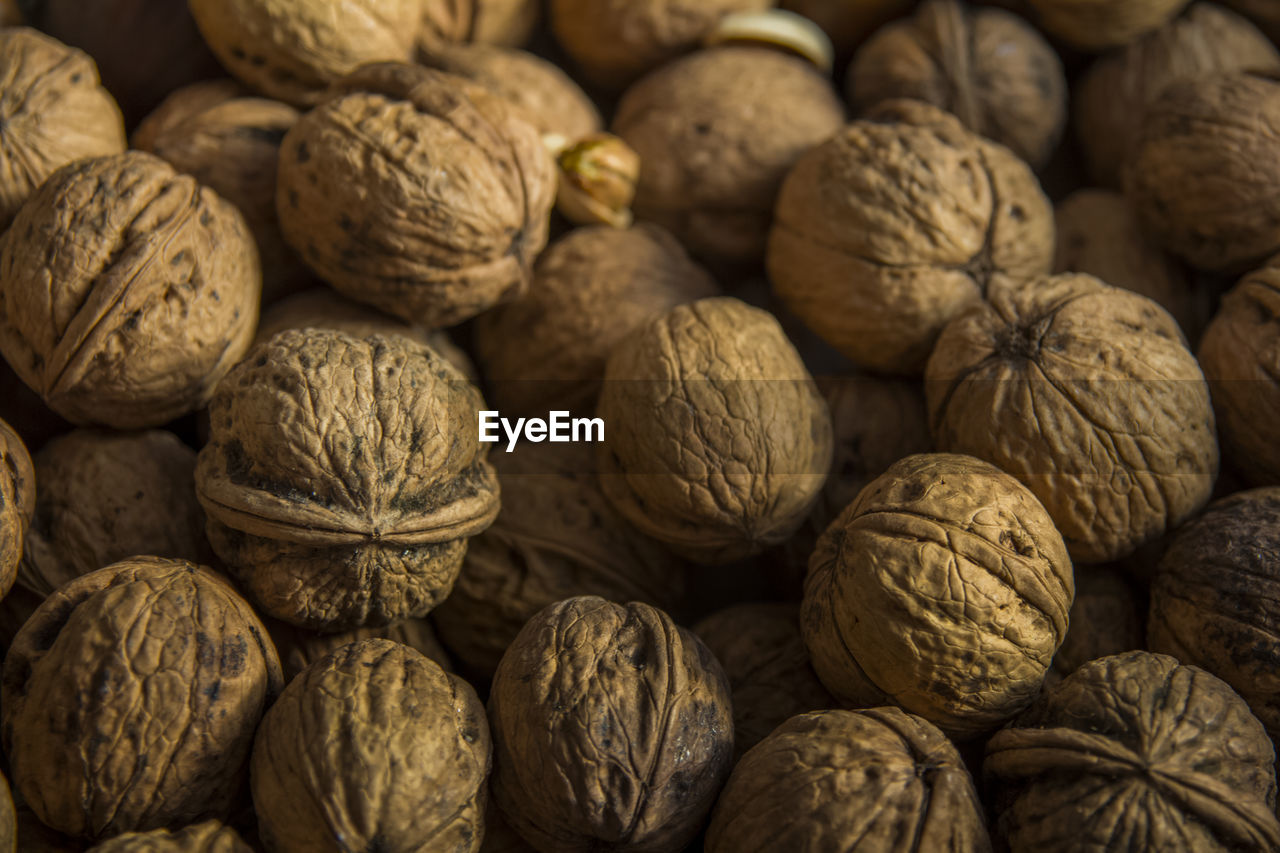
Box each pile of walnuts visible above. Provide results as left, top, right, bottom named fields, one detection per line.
left=1, top=0, right=1279, bottom=851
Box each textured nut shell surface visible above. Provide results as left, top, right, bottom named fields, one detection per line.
left=489, top=596, right=734, bottom=853
left=267, top=615, right=452, bottom=683
left=985, top=651, right=1280, bottom=851
left=0, top=28, right=125, bottom=229
left=85, top=821, right=252, bottom=853
left=468, top=0, right=541, bottom=47
left=1049, top=565, right=1142, bottom=681
left=251, top=638, right=490, bottom=853
left=597, top=297, right=833, bottom=565
left=849, top=0, right=1067, bottom=169
left=614, top=46, right=845, bottom=265
left=768, top=100, right=1054, bottom=374
left=0, top=416, right=33, bottom=601
left=0, top=557, right=284, bottom=841
left=1027, top=0, right=1191, bottom=50
left=276, top=63, right=555, bottom=328
left=0, top=151, right=261, bottom=429
left=802, top=453, right=1073, bottom=738
left=705, top=708, right=992, bottom=852
left=925, top=273, right=1217, bottom=564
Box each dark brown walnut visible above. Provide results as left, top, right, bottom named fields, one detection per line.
left=1198, top=256, right=1280, bottom=486
left=19, top=429, right=207, bottom=598
left=551, top=0, right=771, bottom=90
left=693, top=603, right=834, bottom=757
left=1222, top=0, right=1280, bottom=41
left=781, top=0, right=914, bottom=57
left=1075, top=3, right=1279, bottom=188
left=0, top=770, right=13, bottom=853
left=0, top=417, right=32, bottom=602
left=432, top=442, right=688, bottom=679
left=0, top=557, right=284, bottom=841
left=1048, top=565, right=1142, bottom=683
left=802, top=453, right=1074, bottom=739
left=10, top=797, right=83, bottom=853
left=481, top=810, right=534, bottom=853
left=597, top=297, right=833, bottom=565
left=195, top=328, right=500, bottom=630
left=986, top=651, right=1280, bottom=851
left=926, top=273, right=1218, bottom=564
left=706, top=708, right=992, bottom=852
left=848, top=0, right=1067, bottom=169
left=1148, top=488, right=1280, bottom=744
left=1127, top=70, right=1280, bottom=273
left=1025, top=0, right=1192, bottom=50
left=0, top=1, right=17, bottom=25
left=85, top=822, right=252, bottom=853
left=769, top=99, right=1054, bottom=375
left=475, top=224, right=719, bottom=416
left=0, top=28, right=125, bottom=230
left=251, top=638, right=490, bottom=853
left=266, top=615, right=452, bottom=683
left=133, top=80, right=307, bottom=304
left=0, top=151, right=261, bottom=429
left=277, top=62, right=555, bottom=328
left=489, top=596, right=733, bottom=853
left=613, top=45, right=844, bottom=266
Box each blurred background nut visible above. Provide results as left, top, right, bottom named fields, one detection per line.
left=489, top=596, right=733, bottom=853
left=0, top=417, right=32, bottom=603
left=1046, top=565, right=1143, bottom=685
left=1222, top=0, right=1280, bottom=40
left=0, top=1, right=16, bottom=25
left=705, top=708, right=991, bottom=852
left=597, top=297, right=833, bottom=565
left=85, top=821, right=252, bottom=853
left=848, top=0, right=1068, bottom=169
left=986, top=651, right=1280, bottom=851
left=0, top=28, right=125, bottom=229
left=475, top=223, right=718, bottom=417
left=768, top=100, right=1053, bottom=374
left=781, top=0, right=914, bottom=58
left=195, top=329, right=499, bottom=631
left=0, top=557, right=284, bottom=841
left=276, top=63, right=555, bottom=329
left=803, top=453, right=1074, bottom=738
left=251, top=639, right=490, bottom=853
left=0, top=152, right=261, bottom=429
left=926, top=274, right=1218, bottom=564
left=1025, top=0, right=1192, bottom=50
left=266, top=616, right=452, bottom=684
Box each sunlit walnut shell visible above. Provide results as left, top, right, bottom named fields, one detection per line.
left=85, top=821, right=252, bottom=853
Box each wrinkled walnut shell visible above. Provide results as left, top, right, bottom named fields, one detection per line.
left=266, top=615, right=452, bottom=684
left=85, top=822, right=252, bottom=853
left=0, top=417, right=33, bottom=602
left=1026, top=0, right=1191, bottom=50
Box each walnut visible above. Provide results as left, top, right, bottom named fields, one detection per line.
left=597, top=296, right=833, bottom=565
left=0, top=771, right=13, bottom=853
left=926, top=273, right=1217, bottom=564
left=1127, top=70, right=1280, bottom=273
left=781, top=0, right=914, bottom=56
left=489, top=596, right=733, bottom=853
left=769, top=100, right=1054, bottom=374
left=0, top=417, right=32, bottom=602
left=10, top=797, right=82, bottom=853
left=1048, top=565, right=1142, bottom=683
left=986, top=651, right=1280, bottom=851
left=1025, top=0, right=1192, bottom=50
left=0, top=28, right=125, bottom=230
left=1223, top=0, right=1280, bottom=41
left=613, top=44, right=844, bottom=265
left=1198, top=256, right=1280, bottom=486
left=85, top=822, right=252, bottom=853
left=475, top=224, right=718, bottom=417
left=195, top=328, right=500, bottom=630
left=266, top=616, right=452, bottom=683
left=0, top=152, right=261, bottom=429
left=132, top=80, right=307, bottom=304
left=276, top=62, right=555, bottom=328
left=1076, top=3, right=1279, bottom=188
left=0, top=557, right=284, bottom=841
left=251, top=638, right=490, bottom=853
left=706, top=708, right=991, bottom=852
left=803, top=453, right=1073, bottom=738
left=433, top=443, right=688, bottom=679
left=848, top=0, right=1067, bottom=169
left=693, top=603, right=834, bottom=757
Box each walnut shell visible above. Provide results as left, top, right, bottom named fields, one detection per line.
left=985, top=651, right=1280, bottom=851
left=0, top=28, right=125, bottom=230
left=10, top=797, right=83, bottom=853
left=250, top=638, right=490, bottom=853
left=0, top=557, right=284, bottom=841
left=1198, top=255, right=1280, bottom=486
left=925, top=273, right=1217, bottom=564
left=1127, top=70, right=1280, bottom=273
left=693, top=603, right=834, bottom=757
left=1222, top=0, right=1280, bottom=41
left=432, top=442, right=688, bottom=679
left=614, top=46, right=845, bottom=266
left=489, top=596, right=733, bottom=853
left=706, top=708, right=992, bottom=852
left=19, top=429, right=208, bottom=598
left=1049, top=565, right=1142, bottom=683
left=1075, top=3, right=1279, bottom=188
left=276, top=62, right=555, bottom=328
left=768, top=99, right=1054, bottom=374
left=781, top=0, right=914, bottom=56
left=0, top=771, right=13, bottom=853
left=1026, top=0, right=1192, bottom=50
left=195, top=328, right=500, bottom=630
left=0, top=151, right=261, bottom=429
left=597, top=296, right=833, bottom=565
left=551, top=0, right=771, bottom=90
left=266, top=615, right=452, bottom=683
left=802, top=453, right=1073, bottom=738
left=475, top=223, right=719, bottom=416
left=85, top=822, right=251, bottom=853
left=848, top=0, right=1067, bottom=169
left=0, top=417, right=33, bottom=602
